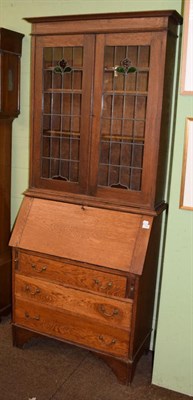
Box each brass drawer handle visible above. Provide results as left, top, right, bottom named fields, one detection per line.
left=93, top=279, right=113, bottom=290
left=99, top=304, right=119, bottom=317
left=98, top=335, right=117, bottom=346
left=25, top=312, right=40, bottom=321
left=24, top=285, right=41, bottom=296
left=31, top=263, right=47, bottom=273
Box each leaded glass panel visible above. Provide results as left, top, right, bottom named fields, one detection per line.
left=41, top=46, right=83, bottom=182
left=98, top=45, right=150, bottom=191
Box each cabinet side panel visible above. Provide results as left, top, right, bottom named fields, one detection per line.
left=129, top=212, right=163, bottom=358
left=155, top=26, right=179, bottom=206
left=9, top=197, right=34, bottom=248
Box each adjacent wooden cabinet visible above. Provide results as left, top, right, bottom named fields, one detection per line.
left=0, top=28, right=24, bottom=319
left=10, top=11, right=182, bottom=383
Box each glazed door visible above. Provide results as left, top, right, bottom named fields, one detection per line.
left=89, top=32, right=167, bottom=209
left=31, top=34, right=95, bottom=194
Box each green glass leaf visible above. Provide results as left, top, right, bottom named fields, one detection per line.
left=116, top=66, right=125, bottom=74
left=54, top=66, right=63, bottom=74
left=127, top=67, right=137, bottom=73
left=64, top=66, right=72, bottom=73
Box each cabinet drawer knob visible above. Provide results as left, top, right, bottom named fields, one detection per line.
left=31, top=263, right=47, bottom=273
left=25, top=312, right=40, bottom=321
left=24, top=285, right=41, bottom=296
left=99, top=304, right=119, bottom=317
left=98, top=335, right=117, bottom=346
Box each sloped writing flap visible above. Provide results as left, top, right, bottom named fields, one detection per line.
left=10, top=197, right=153, bottom=273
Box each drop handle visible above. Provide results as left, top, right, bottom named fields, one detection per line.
left=98, top=335, right=117, bottom=346
left=31, top=263, right=47, bottom=273
left=98, top=304, right=119, bottom=317
left=24, top=285, right=41, bottom=296
left=25, top=312, right=40, bottom=321
left=93, top=279, right=113, bottom=290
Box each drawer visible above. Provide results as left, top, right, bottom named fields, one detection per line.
left=14, top=297, right=130, bottom=358
left=15, top=275, right=133, bottom=329
left=17, top=252, right=127, bottom=297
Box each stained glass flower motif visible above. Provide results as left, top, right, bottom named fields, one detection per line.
left=116, top=58, right=137, bottom=75
left=54, top=59, right=72, bottom=74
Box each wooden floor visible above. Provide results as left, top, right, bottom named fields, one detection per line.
left=0, top=316, right=190, bottom=400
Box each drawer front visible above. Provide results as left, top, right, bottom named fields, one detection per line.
left=15, top=275, right=132, bottom=329
left=17, top=252, right=127, bottom=297
left=14, top=298, right=130, bottom=358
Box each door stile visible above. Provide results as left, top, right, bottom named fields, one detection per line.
left=78, top=34, right=95, bottom=194
left=89, top=34, right=106, bottom=196
left=140, top=31, right=167, bottom=208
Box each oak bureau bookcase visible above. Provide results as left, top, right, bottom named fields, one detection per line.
left=0, top=28, right=24, bottom=320
left=10, top=11, right=182, bottom=383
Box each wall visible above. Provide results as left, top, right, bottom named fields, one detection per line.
left=152, top=97, right=193, bottom=395
left=1, top=0, right=192, bottom=396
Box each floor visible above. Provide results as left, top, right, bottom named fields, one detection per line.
left=0, top=316, right=191, bottom=400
